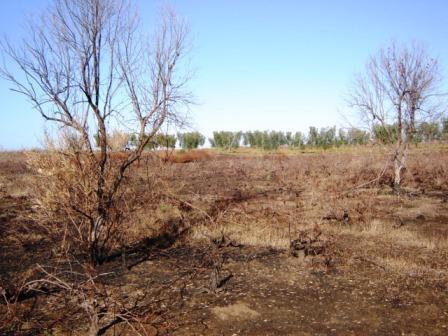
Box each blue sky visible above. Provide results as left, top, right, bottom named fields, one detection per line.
left=1, top=0, right=448, bottom=149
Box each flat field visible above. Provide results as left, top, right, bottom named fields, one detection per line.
left=1, top=145, right=448, bottom=335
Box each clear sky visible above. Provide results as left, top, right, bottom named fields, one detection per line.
left=1, top=0, right=448, bottom=149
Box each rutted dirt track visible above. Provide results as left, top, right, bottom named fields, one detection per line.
left=1, top=148, right=448, bottom=335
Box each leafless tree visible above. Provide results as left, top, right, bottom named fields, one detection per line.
left=348, top=42, right=444, bottom=189
left=0, top=0, right=192, bottom=264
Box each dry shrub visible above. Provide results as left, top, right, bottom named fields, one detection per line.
left=0, top=152, right=34, bottom=197
left=109, top=151, right=131, bottom=162
left=407, top=152, right=448, bottom=190
left=0, top=152, right=29, bottom=175
left=158, top=149, right=212, bottom=163
left=16, top=135, right=163, bottom=334
left=26, top=137, right=130, bottom=260
left=262, top=152, right=289, bottom=162
left=290, top=226, right=328, bottom=257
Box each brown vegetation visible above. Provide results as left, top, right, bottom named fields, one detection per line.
left=1, top=145, right=448, bottom=335
left=1, top=0, right=192, bottom=269
left=157, top=149, right=213, bottom=164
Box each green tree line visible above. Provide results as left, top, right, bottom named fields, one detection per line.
left=94, top=120, right=448, bottom=151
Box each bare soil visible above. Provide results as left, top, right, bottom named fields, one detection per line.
left=1, top=147, right=448, bottom=335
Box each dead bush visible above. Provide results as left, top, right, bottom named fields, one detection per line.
left=16, top=263, right=152, bottom=336
left=290, top=227, right=328, bottom=257
left=158, top=149, right=212, bottom=163
left=0, top=152, right=29, bottom=175
left=26, top=137, right=130, bottom=263
left=407, top=152, right=448, bottom=191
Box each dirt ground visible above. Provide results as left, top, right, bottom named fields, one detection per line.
left=1, top=146, right=448, bottom=335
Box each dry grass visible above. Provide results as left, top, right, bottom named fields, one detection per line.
left=2, top=144, right=448, bottom=334
left=2, top=146, right=447, bottom=255
left=330, top=219, right=447, bottom=250
left=160, top=149, right=213, bottom=163
left=175, top=146, right=448, bottom=278
left=372, top=256, right=444, bottom=277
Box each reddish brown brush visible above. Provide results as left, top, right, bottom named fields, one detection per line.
left=2, top=145, right=448, bottom=335
left=159, top=149, right=213, bottom=163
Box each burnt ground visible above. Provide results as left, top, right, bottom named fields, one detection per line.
left=1, top=148, right=448, bottom=335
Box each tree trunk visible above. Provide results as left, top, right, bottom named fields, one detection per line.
left=90, top=215, right=105, bottom=265
left=393, top=154, right=403, bottom=189
left=393, top=141, right=408, bottom=191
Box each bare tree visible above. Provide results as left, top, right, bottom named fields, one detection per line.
left=349, top=42, right=444, bottom=189
left=1, top=0, right=192, bottom=264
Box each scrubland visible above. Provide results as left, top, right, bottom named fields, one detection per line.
left=1, top=145, right=448, bottom=335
